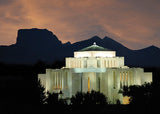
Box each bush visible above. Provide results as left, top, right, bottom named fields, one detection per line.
left=71, top=90, right=107, bottom=105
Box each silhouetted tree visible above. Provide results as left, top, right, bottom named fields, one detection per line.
left=71, top=92, right=84, bottom=105
left=71, top=90, right=107, bottom=105
left=45, top=91, right=67, bottom=105
left=36, top=80, right=46, bottom=104
left=123, top=83, right=154, bottom=113
left=45, top=92, right=59, bottom=105
left=123, top=83, right=152, bottom=105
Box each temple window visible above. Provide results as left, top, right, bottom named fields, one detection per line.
left=88, top=77, right=90, bottom=92
left=126, top=72, right=128, bottom=86
left=108, top=60, right=109, bottom=67
left=65, top=72, right=68, bottom=89
left=123, top=72, right=125, bottom=86
left=113, top=71, right=116, bottom=89
left=114, top=60, right=116, bottom=67
left=111, top=60, right=112, bottom=67
left=120, top=72, right=122, bottom=89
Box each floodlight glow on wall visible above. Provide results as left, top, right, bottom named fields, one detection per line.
left=74, top=51, right=116, bottom=58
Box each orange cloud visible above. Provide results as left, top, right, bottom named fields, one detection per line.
left=0, top=0, right=159, bottom=49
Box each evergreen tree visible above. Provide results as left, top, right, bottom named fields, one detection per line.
left=45, top=91, right=67, bottom=105
left=36, top=80, right=46, bottom=104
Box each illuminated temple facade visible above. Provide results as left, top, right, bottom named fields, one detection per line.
left=38, top=43, right=152, bottom=104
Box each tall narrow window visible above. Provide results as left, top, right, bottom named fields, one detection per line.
left=98, top=77, right=100, bottom=91
left=53, top=85, right=55, bottom=90
left=71, top=61, right=73, bottom=68
left=86, top=60, right=88, bottom=68
left=113, top=71, right=116, bottom=89
left=120, top=72, right=122, bottom=89
left=88, top=77, right=90, bottom=92
left=97, top=60, right=100, bottom=68
left=104, top=60, right=106, bottom=67
left=123, top=72, right=125, bottom=86
left=59, top=74, right=60, bottom=89
left=108, top=60, right=109, bottom=67
left=129, top=71, right=132, bottom=85
left=78, top=60, right=80, bottom=68
left=126, top=72, right=128, bottom=86
left=75, top=60, right=77, bottom=68
left=111, top=60, right=112, bottom=67
left=60, top=73, right=62, bottom=90
left=78, top=60, right=79, bottom=68
left=56, top=73, right=58, bottom=89
left=58, top=73, right=60, bottom=89
left=53, top=74, right=55, bottom=90
left=65, top=72, right=68, bottom=89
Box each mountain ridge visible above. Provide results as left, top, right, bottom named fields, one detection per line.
left=0, top=28, right=159, bottom=67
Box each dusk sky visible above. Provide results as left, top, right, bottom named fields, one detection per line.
left=0, top=0, right=160, bottom=49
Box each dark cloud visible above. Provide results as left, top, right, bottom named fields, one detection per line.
left=0, top=0, right=15, bottom=5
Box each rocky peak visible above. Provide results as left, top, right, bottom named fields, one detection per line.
left=16, top=28, right=61, bottom=47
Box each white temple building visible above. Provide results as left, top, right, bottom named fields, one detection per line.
left=38, top=43, right=152, bottom=104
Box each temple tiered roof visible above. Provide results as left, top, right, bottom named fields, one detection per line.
left=78, top=42, right=111, bottom=51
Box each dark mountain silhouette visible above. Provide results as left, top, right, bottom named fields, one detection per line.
left=0, top=28, right=63, bottom=64
left=0, top=28, right=160, bottom=67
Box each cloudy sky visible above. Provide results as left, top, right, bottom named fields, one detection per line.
left=0, top=0, right=160, bottom=49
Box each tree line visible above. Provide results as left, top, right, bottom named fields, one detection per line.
left=37, top=79, right=108, bottom=105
